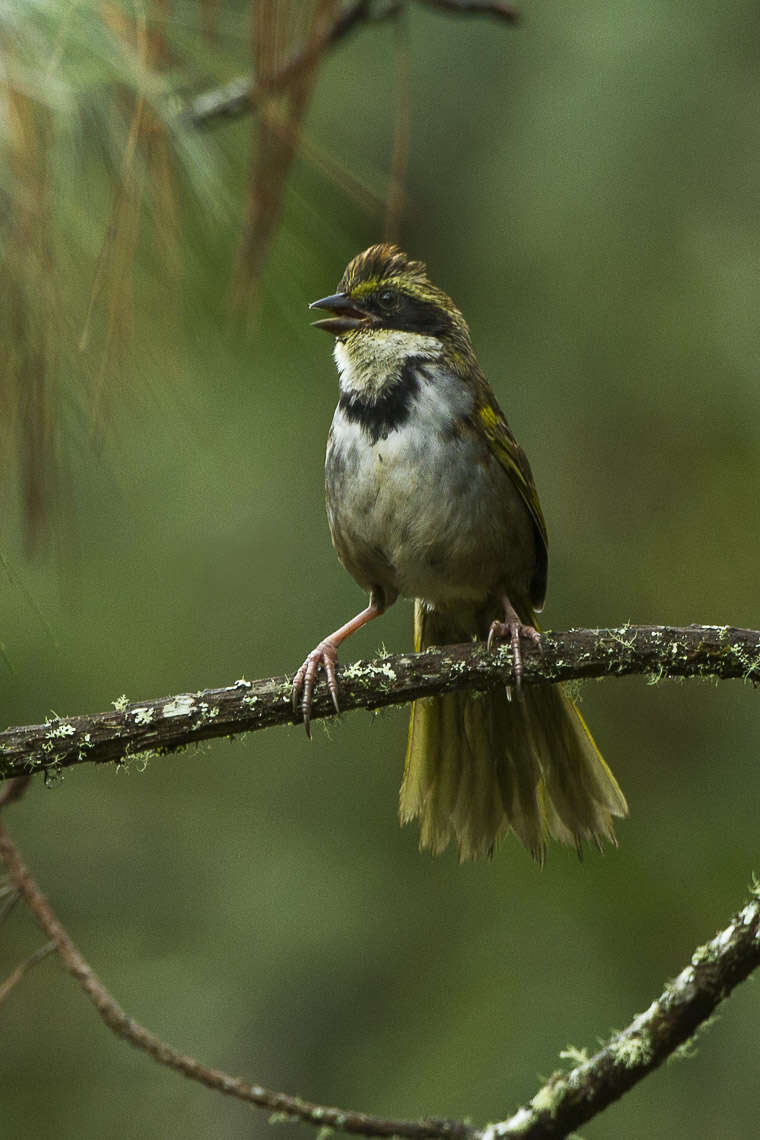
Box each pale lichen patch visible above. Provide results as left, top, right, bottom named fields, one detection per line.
left=715, top=924, right=735, bottom=952
left=530, top=1078, right=565, bottom=1117
left=342, top=659, right=397, bottom=685
left=673, top=964, right=696, bottom=991
left=45, top=720, right=75, bottom=739
left=559, top=1044, right=590, bottom=1067
left=196, top=701, right=219, bottom=721
left=162, top=695, right=197, bottom=718
left=739, top=901, right=758, bottom=926
left=130, top=751, right=152, bottom=773
left=482, top=1107, right=533, bottom=1138
left=691, top=942, right=711, bottom=966
left=610, top=1029, right=654, bottom=1068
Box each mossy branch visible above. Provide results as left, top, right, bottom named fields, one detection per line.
left=483, top=884, right=760, bottom=1139
left=1, top=807, right=758, bottom=1139
left=0, top=624, right=758, bottom=782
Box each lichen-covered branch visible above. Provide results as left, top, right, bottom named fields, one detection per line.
left=0, top=624, right=758, bottom=782
left=481, top=885, right=760, bottom=1139
left=1, top=810, right=758, bottom=1140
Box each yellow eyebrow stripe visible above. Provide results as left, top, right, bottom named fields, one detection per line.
left=351, top=279, right=380, bottom=298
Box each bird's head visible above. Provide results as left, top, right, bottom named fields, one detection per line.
left=309, top=244, right=474, bottom=378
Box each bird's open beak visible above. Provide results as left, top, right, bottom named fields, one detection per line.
left=309, top=292, right=372, bottom=335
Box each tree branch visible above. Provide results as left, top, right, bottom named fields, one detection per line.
left=483, top=884, right=760, bottom=1139
left=1, top=625, right=758, bottom=783
left=0, top=940, right=56, bottom=1007
left=181, top=1, right=403, bottom=129
left=417, top=0, right=519, bottom=20
left=0, top=817, right=471, bottom=1140
left=1, top=811, right=758, bottom=1138
left=180, top=0, right=518, bottom=130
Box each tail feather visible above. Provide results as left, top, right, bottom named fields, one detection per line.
left=400, top=601, right=627, bottom=862
left=418, top=694, right=463, bottom=855
left=460, top=697, right=510, bottom=854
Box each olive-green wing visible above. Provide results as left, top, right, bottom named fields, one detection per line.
left=473, top=398, right=548, bottom=609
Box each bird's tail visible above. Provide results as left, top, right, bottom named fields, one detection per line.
left=400, top=600, right=627, bottom=862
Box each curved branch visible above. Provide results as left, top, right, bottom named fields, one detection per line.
left=0, top=818, right=469, bottom=1140
left=1, top=624, right=758, bottom=782
left=0, top=940, right=56, bottom=1007
left=481, top=886, right=760, bottom=1139
left=1, top=813, right=758, bottom=1139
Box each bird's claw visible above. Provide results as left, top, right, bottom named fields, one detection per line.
left=487, top=619, right=542, bottom=693
left=292, top=639, right=341, bottom=738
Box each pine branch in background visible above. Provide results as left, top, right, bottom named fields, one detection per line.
left=0, top=0, right=522, bottom=544
left=180, top=0, right=520, bottom=131
left=0, top=69, right=58, bottom=554
left=234, top=0, right=340, bottom=303
left=1, top=0, right=187, bottom=544
left=384, top=8, right=410, bottom=242
left=81, top=0, right=182, bottom=438
left=418, top=0, right=518, bottom=20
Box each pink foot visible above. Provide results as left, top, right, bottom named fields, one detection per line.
left=292, top=639, right=341, bottom=738
left=487, top=618, right=542, bottom=689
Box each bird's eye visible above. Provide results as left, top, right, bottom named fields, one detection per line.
left=378, top=289, right=395, bottom=309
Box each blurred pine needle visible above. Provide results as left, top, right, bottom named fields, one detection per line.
left=0, top=0, right=509, bottom=549
left=0, top=55, right=58, bottom=554
left=234, top=0, right=341, bottom=305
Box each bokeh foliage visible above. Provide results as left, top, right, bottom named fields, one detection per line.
left=1, top=2, right=759, bottom=1138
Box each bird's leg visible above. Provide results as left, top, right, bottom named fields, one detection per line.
left=486, top=595, right=542, bottom=692
left=292, top=592, right=385, bottom=738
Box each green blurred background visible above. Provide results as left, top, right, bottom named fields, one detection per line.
left=1, top=2, right=759, bottom=1137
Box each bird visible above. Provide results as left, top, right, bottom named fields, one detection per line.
left=292, top=243, right=627, bottom=862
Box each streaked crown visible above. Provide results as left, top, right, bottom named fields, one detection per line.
left=329, top=244, right=473, bottom=353
left=338, top=244, right=430, bottom=294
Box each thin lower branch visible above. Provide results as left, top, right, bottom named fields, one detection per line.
left=1, top=816, right=758, bottom=1138
left=0, top=625, right=758, bottom=782
left=480, top=886, right=760, bottom=1139
left=0, top=940, right=56, bottom=1006
left=0, top=882, right=20, bottom=924
left=0, top=774, right=31, bottom=806
left=0, top=817, right=470, bottom=1140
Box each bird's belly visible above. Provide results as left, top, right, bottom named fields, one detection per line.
left=326, top=415, right=534, bottom=609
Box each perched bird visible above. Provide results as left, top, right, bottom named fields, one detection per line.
left=293, top=244, right=627, bottom=862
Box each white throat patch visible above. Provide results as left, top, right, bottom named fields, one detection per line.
left=334, top=330, right=442, bottom=397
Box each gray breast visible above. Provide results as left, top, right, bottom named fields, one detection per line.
left=325, top=362, right=533, bottom=608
